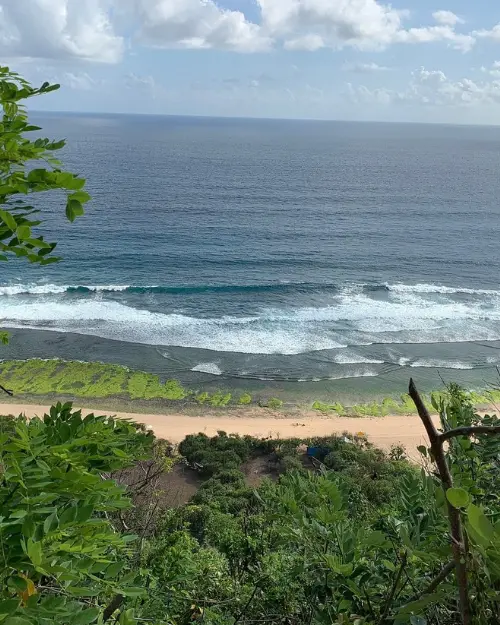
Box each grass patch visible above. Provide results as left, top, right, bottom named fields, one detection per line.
left=0, top=359, right=186, bottom=402
left=312, top=388, right=496, bottom=417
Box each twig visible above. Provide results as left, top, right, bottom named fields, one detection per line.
left=409, top=379, right=471, bottom=625
left=378, top=551, right=407, bottom=624
left=103, top=594, right=124, bottom=622
left=234, top=581, right=263, bottom=625
left=407, top=561, right=455, bottom=603
left=440, top=425, right=500, bottom=442
left=0, top=383, right=13, bottom=396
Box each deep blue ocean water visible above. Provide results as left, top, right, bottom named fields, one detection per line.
left=2, top=113, right=500, bottom=398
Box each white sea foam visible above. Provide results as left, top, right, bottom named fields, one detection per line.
left=333, top=352, right=384, bottom=365
left=191, top=362, right=223, bottom=375
left=386, top=283, right=500, bottom=296
left=3, top=284, right=500, bottom=355
left=410, top=359, right=475, bottom=370
left=0, top=284, right=132, bottom=295
left=0, top=300, right=345, bottom=355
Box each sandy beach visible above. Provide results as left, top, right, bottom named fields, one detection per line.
left=0, top=402, right=448, bottom=458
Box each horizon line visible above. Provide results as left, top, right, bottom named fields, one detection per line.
left=29, top=108, right=500, bottom=129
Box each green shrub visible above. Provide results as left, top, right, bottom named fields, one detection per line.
left=164, top=379, right=186, bottom=400
left=280, top=454, right=304, bottom=473
left=238, top=392, right=252, bottom=405
left=195, top=392, right=210, bottom=404
left=266, top=397, right=283, bottom=409
left=209, top=391, right=232, bottom=407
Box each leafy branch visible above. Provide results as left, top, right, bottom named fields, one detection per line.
left=409, top=378, right=500, bottom=625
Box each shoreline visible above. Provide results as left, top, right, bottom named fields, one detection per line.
left=2, top=328, right=500, bottom=407
left=1, top=357, right=500, bottom=419
left=0, top=400, right=443, bottom=458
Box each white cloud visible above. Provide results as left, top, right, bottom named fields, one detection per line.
left=473, top=24, right=500, bottom=42
left=347, top=66, right=500, bottom=109
left=0, top=0, right=123, bottom=63
left=133, top=0, right=271, bottom=52
left=258, top=0, right=405, bottom=51
left=125, top=72, right=155, bottom=89
left=256, top=0, right=475, bottom=52
left=432, top=10, right=464, bottom=26
left=63, top=71, right=99, bottom=90
left=394, top=25, right=474, bottom=52
left=343, top=61, right=390, bottom=72
left=0, top=0, right=489, bottom=63
left=480, top=61, right=500, bottom=77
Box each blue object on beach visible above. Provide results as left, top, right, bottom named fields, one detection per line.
left=307, top=446, right=329, bottom=458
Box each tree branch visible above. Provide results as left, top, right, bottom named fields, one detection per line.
left=103, top=594, right=124, bottom=622
left=409, top=378, right=471, bottom=625
left=440, top=425, right=500, bottom=443
left=0, top=383, right=13, bottom=396
left=378, top=551, right=407, bottom=625
left=407, top=561, right=455, bottom=603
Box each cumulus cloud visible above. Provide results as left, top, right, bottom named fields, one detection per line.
left=133, top=0, right=271, bottom=52
left=343, top=61, right=391, bottom=72
left=394, top=25, right=474, bottom=52
left=125, top=72, right=155, bottom=89
left=473, top=24, right=500, bottom=42
left=347, top=66, right=500, bottom=108
left=258, top=0, right=404, bottom=51
left=0, top=0, right=490, bottom=62
left=0, top=0, right=123, bottom=63
left=256, top=0, right=475, bottom=52
left=432, top=10, right=464, bottom=26
left=63, top=71, right=100, bottom=90
left=480, top=61, right=500, bottom=77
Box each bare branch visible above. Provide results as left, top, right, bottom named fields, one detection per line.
left=103, top=594, right=124, bottom=622
left=0, top=383, right=13, bottom=396
left=378, top=551, right=407, bottom=625
left=407, top=561, right=455, bottom=603
left=409, top=378, right=471, bottom=625
left=440, top=425, right=500, bottom=442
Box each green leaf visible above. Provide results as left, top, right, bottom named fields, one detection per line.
left=75, top=505, right=94, bottom=523
left=71, top=608, right=100, bottom=625
left=27, top=538, right=42, bottom=566
left=446, top=488, right=470, bottom=509
left=68, top=191, right=91, bottom=204
left=43, top=511, right=59, bottom=534
left=66, top=588, right=100, bottom=597
left=118, top=587, right=146, bottom=598
left=65, top=199, right=84, bottom=223
left=0, top=599, right=20, bottom=617
left=417, top=445, right=427, bottom=457
left=16, top=225, right=30, bottom=240
left=60, top=506, right=77, bottom=526
left=7, top=577, right=27, bottom=592
left=410, top=617, right=427, bottom=625
left=4, top=617, right=33, bottom=625
left=9, top=510, right=28, bottom=519
left=467, top=504, right=494, bottom=542
left=105, top=562, right=124, bottom=578
left=0, top=209, right=17, bottom=231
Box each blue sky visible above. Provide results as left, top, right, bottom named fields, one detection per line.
left=3, top=0, right=500, bottom=123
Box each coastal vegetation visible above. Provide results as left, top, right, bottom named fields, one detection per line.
left=2, top=67, right=500, bottom=625
left=0, top=66, right=89, bottom=264
left=1, top=358, right=499, bottom=416
left=2, top=384, right=500, bottom=625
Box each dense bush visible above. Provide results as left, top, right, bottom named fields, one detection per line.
left=0, top=402, right=154, bottom=625
left=179, top=431, right=264, bottom=477
left=137, top=386, right=500, bottom=625
left=3, top=385, right=500, bottom=625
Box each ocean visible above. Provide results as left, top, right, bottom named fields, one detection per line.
left=2, top=112, right=500, bottom=401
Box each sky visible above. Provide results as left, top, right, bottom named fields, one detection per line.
left=3, top=0, right=500, bottom=124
